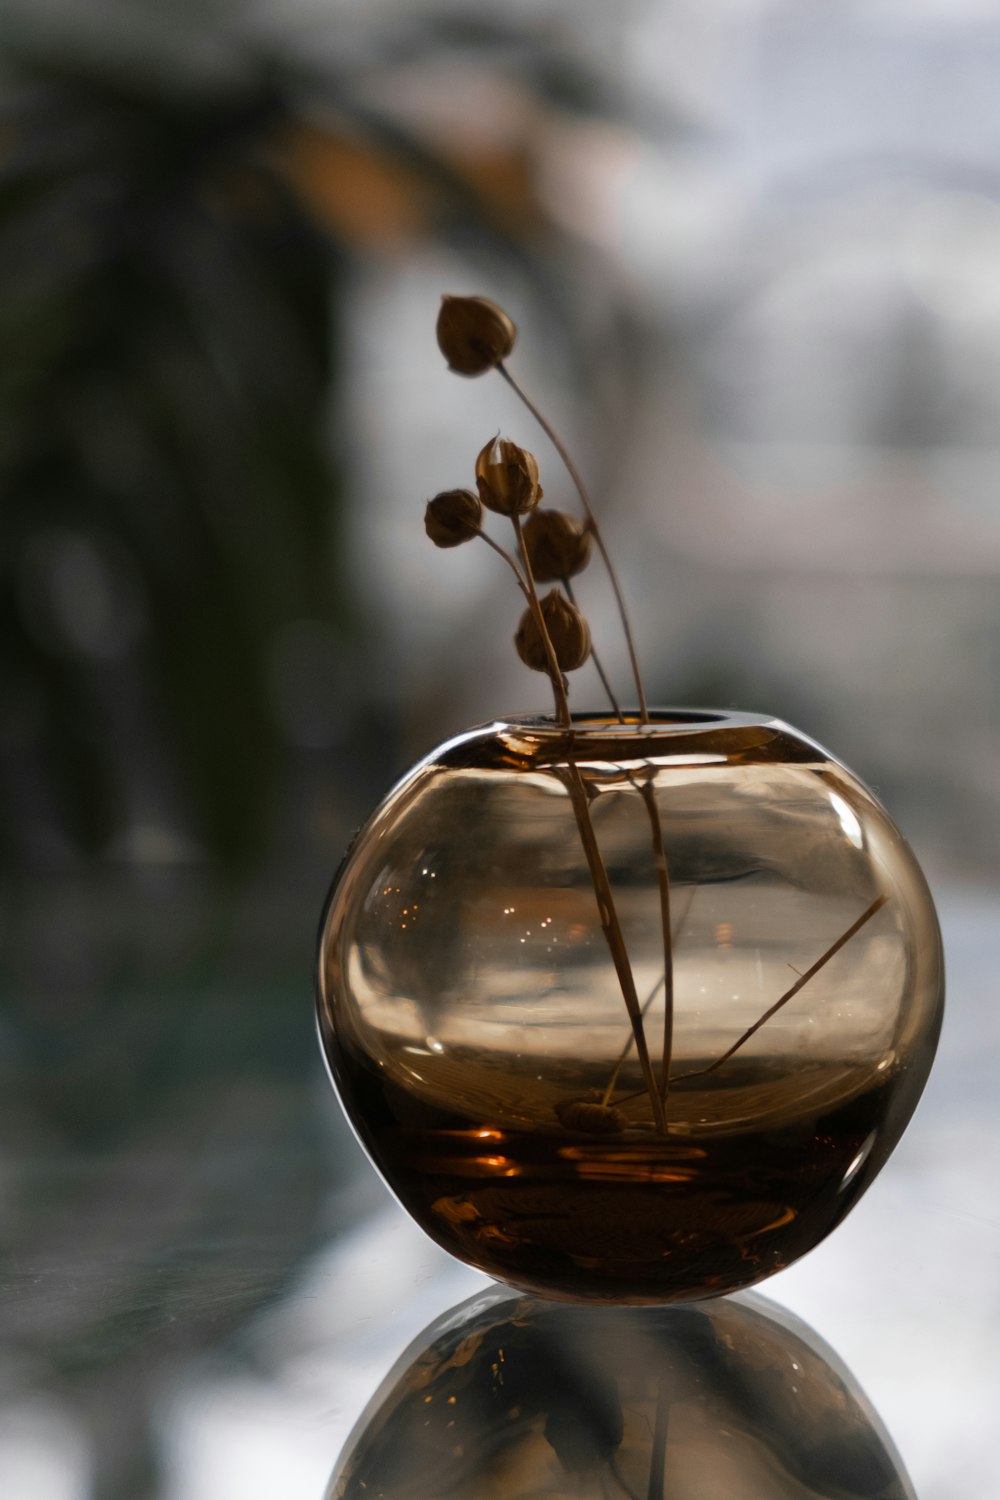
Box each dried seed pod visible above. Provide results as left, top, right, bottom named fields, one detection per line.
left=436, top=295, right=517, bottom=376
left=475, top=436, right=542, bottom=517
left=555, top=1094, right=626, bottom=1135
left=515, top=588, right=591, bottom=673
left=425, top=488, right=482, bottom=548
left=522, top=508, right=593, bottom=582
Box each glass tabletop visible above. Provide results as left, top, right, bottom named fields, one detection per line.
left=1, top=883, right=995, bottom=1499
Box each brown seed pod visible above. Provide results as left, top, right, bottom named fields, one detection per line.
left=554, top=1095, right=626, bottom=1134
left=475, top=435, right=542, bottom=517
left=424, top=488, right=482, bottom=548
left=436, top=295, right=517, bottom=376
left=522, top=508, right=593, bottom=582
left=515, top=588, right=591, bottom=673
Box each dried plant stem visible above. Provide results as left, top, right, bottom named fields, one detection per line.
left=637, top=778, right=675, bottom=1107
left=497, top=361, right=678, bottom=1130
left=609, top=1459, right=640, bottom=1500
left=513, top=517, right=667, bottom=1135
left=473, top=524, right=529, bottom=589
left=646, top=1379, right=670, bottom=1500
left=601, top=976, right=663, bottom=1108
left=601, top=884, right=695, bottom=1108
left=561, top=767, right=667, bottom=1134
left=469, top=382, right=668, bottom=1132
left=595, top=771, right=675, bottom=1115
left=472, top=519, right=662, bottom=1127
left=498, top=362, right=649, bottom=720
left=673, top=891, right=890, bottom=1084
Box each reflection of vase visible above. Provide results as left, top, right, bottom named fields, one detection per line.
left=317, top=712, right=943, bottom=1302
left=327, top=1284, right=916, bottom=1499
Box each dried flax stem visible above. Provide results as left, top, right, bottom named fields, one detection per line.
left=473, top=525, right=530, bottom=595
left=602, top=885, right=696, bottom=1108
left=460, top=504, right=663, bottom=1127
left=515, top=517, right=667, bottom=1135
left=498, top=361, right=649, bottom=721
left=498, top=371, right=673, bottom=1124
left=432, top=298, right=669, bottom=1132
left=601, top=975, right=664, bottom=1108
left=646, top=1379, right=670, bottom=1500
left=562, top=767, right=667, bottom=1135
left=494, top=371, right=675, bottom=1105
left=609, top=1459, right=640, bottom=1500
left=637, top=777, right=675, bottom=1107
left=674, top=891, right=890, bottom=1083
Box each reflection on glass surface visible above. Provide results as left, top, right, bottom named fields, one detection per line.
left=329, top=1284, right=915, bottom=1499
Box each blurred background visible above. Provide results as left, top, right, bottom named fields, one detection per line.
left=1, top=1, right=998, bottom=1497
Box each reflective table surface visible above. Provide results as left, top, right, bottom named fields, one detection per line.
left=1, top=883, right=996, bottom=1499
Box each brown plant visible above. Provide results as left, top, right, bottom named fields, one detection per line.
left=424, top=293, right=887, bottom=1139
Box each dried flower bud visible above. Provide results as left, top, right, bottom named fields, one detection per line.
left=436, top=294, right=517, bottom=376
left=522, top=508, right=593, bottom=583
left=475, top=436, right=542, bottom=517
left=425, top=488, right=482, bottom=548
left=515, top=589, right=591, bottom=674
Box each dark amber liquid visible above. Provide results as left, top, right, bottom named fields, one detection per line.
left=336, top=1047, right=892, bottom=1303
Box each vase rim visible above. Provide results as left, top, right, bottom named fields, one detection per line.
left=493, top=707, right=772, bottom=734
left=422, top=708, right=828, bottom=777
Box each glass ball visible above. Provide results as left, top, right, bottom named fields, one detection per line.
left=317, top=712, right=943, bottom=1302
left=328, top=1285, right=916, bottom=1499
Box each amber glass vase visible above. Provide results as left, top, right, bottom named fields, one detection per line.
left=317, top=712, right=943, bottom=1302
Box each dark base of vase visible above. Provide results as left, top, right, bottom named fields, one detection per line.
left=342, top=1051, right=889, bottom=1303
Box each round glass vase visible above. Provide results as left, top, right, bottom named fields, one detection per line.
left=316, top=711, right=943, bottom=1303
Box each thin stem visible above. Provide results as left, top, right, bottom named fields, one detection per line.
left=637, top=778, right=674, bottom=1109
left=498, top=361, right=649, bottom=720
left=561, top=767, right=667, bottom=1135
left=473, top=525, right=530, bottom=594
left=672, top=891, right=890, bottom=1084
left=601, top=886, right=694, bottom=1108
left=609, top=1458, right=640, bottom=1500
left=646, top=1380, right=669, bottom=1500
left=602, top=975, right=664, bottom=1108
left=496, top=361, right=675, bottom=1131
left=512, top=515, right=665, bottom=1132
left=565, top=575, right=624, bottom=721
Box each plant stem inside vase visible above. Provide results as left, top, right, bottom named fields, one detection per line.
left=433, top=305, right=894, bottom=1142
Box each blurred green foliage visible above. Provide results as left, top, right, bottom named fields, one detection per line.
left=0, top=41, right=346, bottom=868
left=0, top=7, right=622, bottom=875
